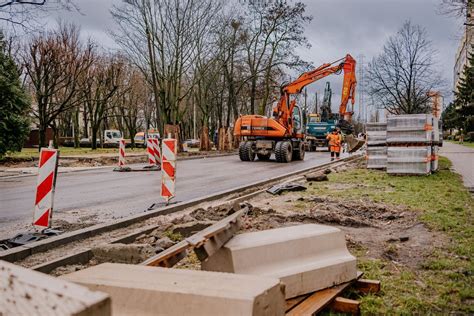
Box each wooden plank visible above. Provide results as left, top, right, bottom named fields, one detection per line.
left=142, top=240, right=188, bottom=267
left=286, top=283, right=351, bottom=316
left=329, top=297, right=360, bottom=315
left=285, top=294, right=310, bottom=312
left=286, top=272, right=363, bottom=316
left=355, top=279, right=381, bottom=294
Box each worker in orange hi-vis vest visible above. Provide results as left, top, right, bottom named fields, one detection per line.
left=326, top=128, right=342, bottom=161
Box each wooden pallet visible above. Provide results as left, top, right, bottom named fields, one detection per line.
left=285, top=272, right=380, bottom=315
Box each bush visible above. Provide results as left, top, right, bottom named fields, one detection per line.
left=0, top=33, right=30, bottom=157
left=466, top=132, right=474, bottom=142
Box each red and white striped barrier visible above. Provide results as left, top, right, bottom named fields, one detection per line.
left=152, top=138, right=161, bottom=166
left=147, top=138, right=156, bottom=166
left=161, top=138, right=177, bottom=203
left=33, top=148, right=59, bottom=229
left=118, top=139, right=126, bottom=167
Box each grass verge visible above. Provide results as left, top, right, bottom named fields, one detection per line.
left=447, top=140, right=474, bottom=149
left=2, top=147, right=146, bottom=160
left=309, top=157, right=473, bottom=314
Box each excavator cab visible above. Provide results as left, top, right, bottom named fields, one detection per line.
left=292, top=106, right=304, bottom=135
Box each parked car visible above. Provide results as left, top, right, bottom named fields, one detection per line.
left=79, top=130, right=123, bottom=147
left=134, top=131, right=161, bottom=148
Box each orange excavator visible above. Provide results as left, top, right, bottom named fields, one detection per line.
left=234, top=54, right=363, bottom=162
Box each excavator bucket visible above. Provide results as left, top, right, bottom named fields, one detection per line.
left=345, top=134, right=365, bottom=153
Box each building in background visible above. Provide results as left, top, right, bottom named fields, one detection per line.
left=453, top=3, right=474, bottom=92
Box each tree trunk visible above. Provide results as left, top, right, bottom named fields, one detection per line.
left=39, top=125, right=47, bottom=150
left=128, top=126, right=136, bottom=148
left=91, top=126, right=99, bottom=150
left=83, top=104, right=89, bottom=139
left=250, top=77, right=257, bottom=114
left=200, top=125, right=210, bottom=151
left=51, top=124, right=59, bottom=149
left=73, top=108, right=80, bottom=148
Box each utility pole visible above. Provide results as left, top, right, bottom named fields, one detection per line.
left=357, top=54, right=365, bottom=122
left=303, top=88, right=307, bottom=124
left=193, top=100, right=196, bottom=140
left=314, top=92, right=318, bottom=114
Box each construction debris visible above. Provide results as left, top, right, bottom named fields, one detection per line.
left=142, top=207, right=247, bottom=267
left=154, top=237, right=175, bottom=249
left=62, top=263, right=286, bottom=316
left=202, top=224, right=357, bottom=299
left=305, top=172, right=329, bottom=182
left=1, top=260, right=111, bottom=316
left=266, top=182, right=307, bottom=195
left=91, top=243, right=155, bottom=264
left=172, top=221, right=213, bottom=237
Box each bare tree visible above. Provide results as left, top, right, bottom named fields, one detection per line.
left=110, top=0, right=313, bottom=146
left=367, top=21, right=443, bottom=114
left=438, top=0, right=470, bottom=18
left=242, top=1, right=312, bottom=115
left=79, top=55, right=123, bottom=149
left=111, top=0, right=220, bottom=131
left=23, top=23, right=92, bottom=148
left=114, top=63, right=148, bottom=147
left=0, top=0, right=78, bottom=29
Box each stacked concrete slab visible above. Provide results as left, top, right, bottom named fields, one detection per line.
left=386, top=114, right=440, bottom=175
left=201, top=224, right=357, bottom=299
left=366, top=123, right=387, bottom=169
left=0, top=260, right=111, bottom=316
left=62, top=263, right=286, bottom=316
left=387, top=146, right=432, bottom=174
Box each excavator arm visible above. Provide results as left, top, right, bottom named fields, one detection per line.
left=338, top=54, right=357, bottom=118
left=273, top=54, right=357, bottom=132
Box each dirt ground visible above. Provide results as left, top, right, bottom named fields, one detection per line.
left=82, top=159, right=439, bottom=275
left=43, top=159, right=440, bottom=280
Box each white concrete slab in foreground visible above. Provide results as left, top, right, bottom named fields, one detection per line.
left=0, top=260, right=110, bottom=316
left=62, top=263, right=285, bottom=316
left=202, top=224, right=357, bottom=299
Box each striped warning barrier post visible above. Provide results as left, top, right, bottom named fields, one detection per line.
left=118, top=139, right=126, bottom=167
left=147, top=138, right=156, bottom=166
left=161, top=138, right=177, bottom=203
left=33, top=148, right=59, bottom=229
left=152, top=138, right=161, bottom=166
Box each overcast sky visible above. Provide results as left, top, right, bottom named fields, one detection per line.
left=43, top=0, right=463, bottom=119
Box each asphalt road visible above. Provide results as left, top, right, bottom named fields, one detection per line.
left=0, top=151, right=334, bottom=234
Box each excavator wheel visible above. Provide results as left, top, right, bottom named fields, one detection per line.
left=257, top=153, right=271, bottom=161
left=274, top=142, right=282, bottom=162
left=275, top=141, right=292, bottom=163
left=292, top=142, right=305, bottom=161
left=244, top=141, right=256, bottom=161
left=239, top=141, right=249, bottom=161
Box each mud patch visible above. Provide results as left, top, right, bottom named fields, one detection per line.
left=244, top=195, right=444, bottom=270
left=52, top=219, right=95, bottom=232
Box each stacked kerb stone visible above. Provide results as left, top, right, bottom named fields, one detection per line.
left=386, top=114, right=440, bottom=175
left=366, top=123, right=387, bottom=169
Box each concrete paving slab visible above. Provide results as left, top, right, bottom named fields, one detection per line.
left=61, top=263, right=286, bottom=316
left=202, top=224, right=357, bottom=299
left=0, top=260, right=110, bottom=315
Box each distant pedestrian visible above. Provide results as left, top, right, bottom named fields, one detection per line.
left=459, top=129, right=464, bottom=144
left=326, top=128, right=342, bottom=161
